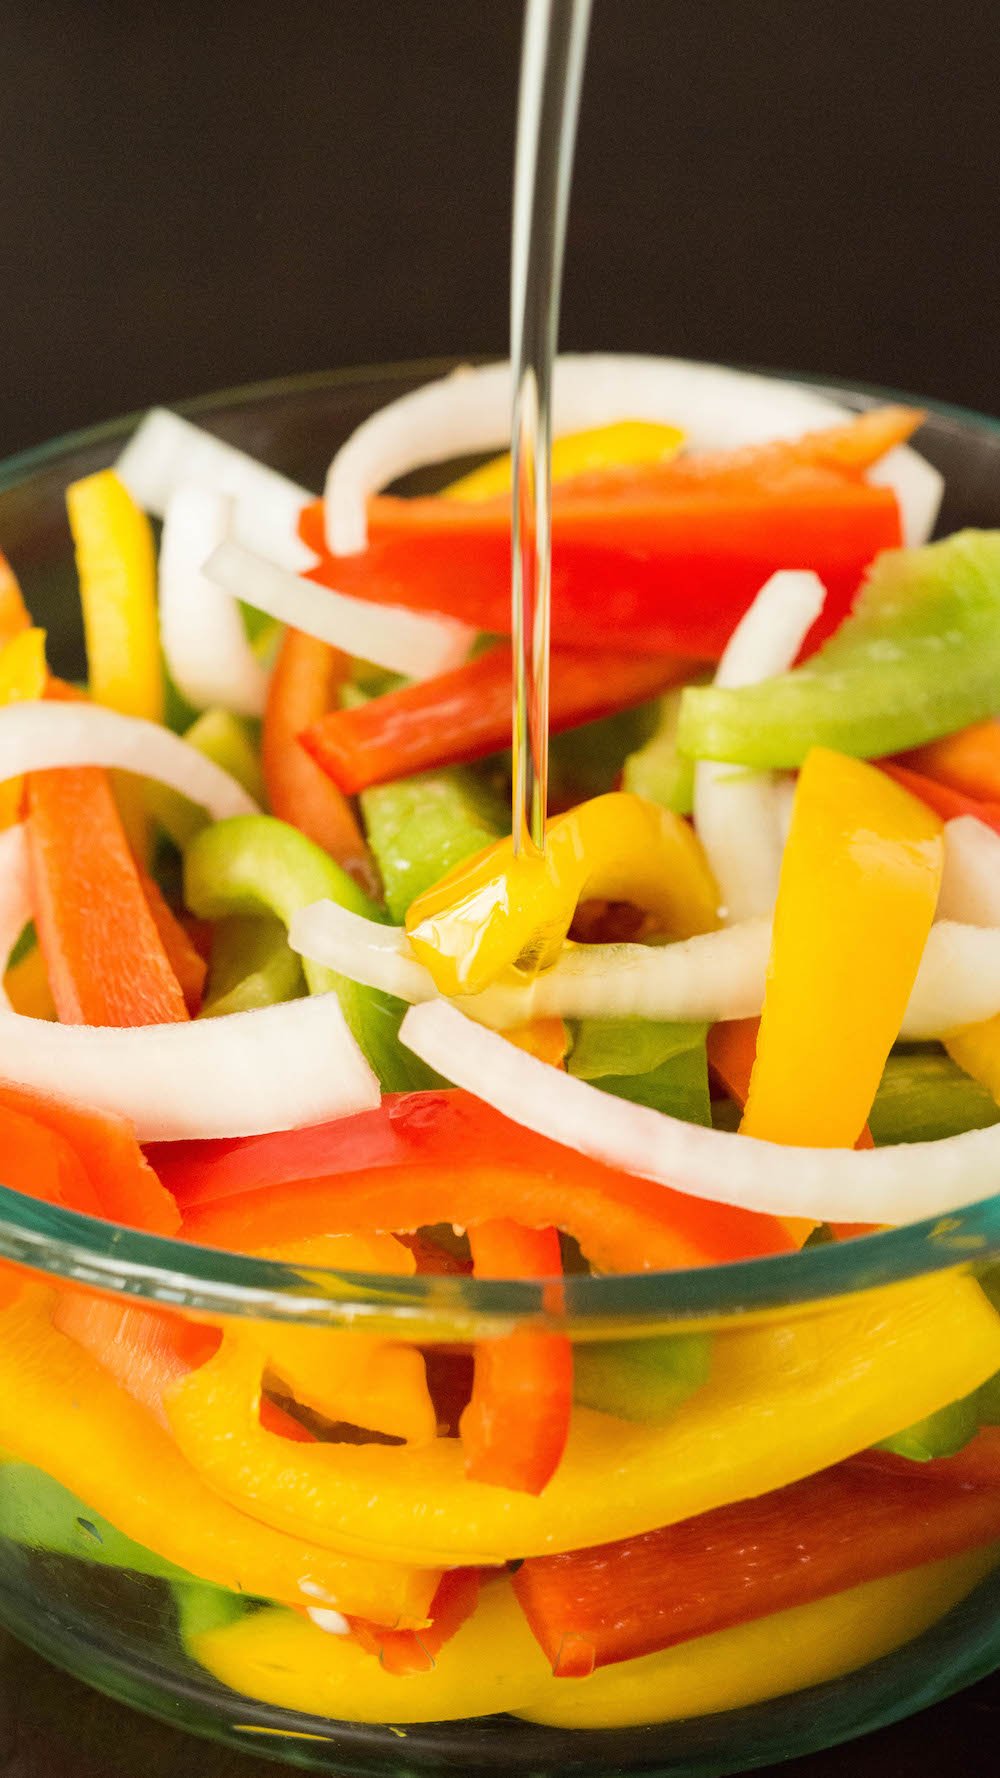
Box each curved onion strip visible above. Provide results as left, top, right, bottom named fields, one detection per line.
left=159, top=485, right=269, bottom=718
left=937, top=817, right=1000, bottom=928
left=291, top=899, right=1000, bottom=1039
left=116, top=408, right=315, bottom=574
left=0, top=825, right=33, bottom=1013
left=0, top=994, right=379, bottom=1141
left=400, top=999, right=1000, bottom=1226
left=324, top=355, right=942, bottom=555
left=0, top=703, right=259, bottom=823
left=206, top=540, right=474, bottom=681
left=694, top=571, right=824, bottom=922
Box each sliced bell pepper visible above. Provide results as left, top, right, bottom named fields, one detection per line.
left=0, top=1102, right=102, bottom=1216
left=299, top=411, right=913, bottom=661
left=899, top=719, right=1000, bottom=805
left=347, top=1568, right=482, bottom=1677
left=0, top=551, right=31, bottom=644
left=867, top=1051, right=1000, bottom=1145
left=0, top=1292, right=438, bottom=1623
left=568, top=1018, right=711, bottom=1125
left=138, top=873, right=207, bottom=1015
left=942, top=1015, right=1000, bottom=1118
left=0, top=1079, right=177, bottom=1233
left=876, top=1392, right=982, bottom=1463
left=0, top=1458, right=202, bottom=1582
left=3, top=942, right=56, bottom=1020
left=511, top=1450, right=1000, bottom=1677
left=361, top=764, right=505, bottom=922
left=405, top=792, right=719, bottom=996
left=444, top=420, right=685, bottom=502
left=622, top=683, right=697, bottom=815
left=461, top=1222, right=572, bottom=1495
left=162, top=1090, right=791, bottom=1271
left=182, top=813, right=432, bottom=1091
left=741, top=750, right=942, bottom=1151
left=51, top=1293, right=219, bottom=1427
left=164, top=1272, right=1000, bottom=1568
left=200, top=913, right=305, bottom=1017
left=504, top=1017, right=570, bottom=1066
left=0, top=627, right=48, bottom=827
left=572, top=1332, right=711, bottom=1424
left=26, top=760, right=189, bottom=1026
left=868, top=1426, right=1000, bottom=1488
left=302, top=647, right=693, bottom=795
left=149, top=707, right=265, bottom=850
left=679, top=531, right=1000, bottom=769
left=185, top=1552, right=992, bottom=1728
left=67, top=469, right=163, bottom=855
left=879, top=760, right=1000, bottom=835
left=261, top=626, right=376, bottom=891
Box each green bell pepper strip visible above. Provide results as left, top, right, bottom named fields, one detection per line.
left=622, top=684, right=698, bottom=814
left=568, top=1019, right=712, bottom=1126
left=876, top=1393, right=983, bottom=1463
left=151, top=708, right=265, bottom=849
left=183, top=814, right=434, bottom=1091
left=361, top=766, right=505, bottom=922
left=176, top=1580, right=251, bottom=1645
left=548, top=703, right=661, bottom=806
left=0, top=1457, right=198, bottom=1584
left=574, top=1333, right=712, bottom=1423
left=200, top=914, right=305, bottom=1018
left=867, top=1051, right=1000, bottom=1146
left=678, top=531, right=1000, bottom=769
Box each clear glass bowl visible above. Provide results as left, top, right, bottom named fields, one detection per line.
left=1, top=363, right=999, bottom=1778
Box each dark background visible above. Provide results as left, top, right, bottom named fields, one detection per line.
left=2, top=0, right=999, bottom=461
left=1, top=3, right=999, bottom=1773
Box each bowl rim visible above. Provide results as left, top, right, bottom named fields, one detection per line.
left=1, top=356, right=999, bottom=1332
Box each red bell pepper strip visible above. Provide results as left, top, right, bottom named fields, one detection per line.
left=898, top=721, right=1000, bottom=806
left=0, top=1080, right=178, bottom=1234
left=261, top=626, right=377, bottom=893
left=346, top=1568, right=482, bottom=1676
left=154, top=1091, right=792, bottom=1272
left=27, top=762, right=189, bottom=1027
left=880, top=761, right=1000, bottom=836
left=300, top=646, right=694, bottom=795
left=138, top=873, right=208, bottom=1016
left=511, top=1450, right=1000, bottom=1677
left=461, top=1222, right=572, bottom=1495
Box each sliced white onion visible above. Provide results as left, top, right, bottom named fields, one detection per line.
left=205, top=539, right=475, bottom=681
left=0, top=993, right=378, bottom=1141
left=292, top=899, right=1000, bottom=1040
left=0, top=826, right=33, bottom=1013
left=694, top=571, right=824, bottom=922
left=937, top=817, right=1000, bottom=928
left=116, top=408, right=316, bottom=573
left=159, top=484, right=269, bottom=718
left=0, top=703, right=259, bottom=822
left=399, top=998, right=1000, bottom=1226
left=324, top=355, right=942, bottom=555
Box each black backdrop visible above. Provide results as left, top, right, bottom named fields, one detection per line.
left=2, top=0, right=999, bottom=457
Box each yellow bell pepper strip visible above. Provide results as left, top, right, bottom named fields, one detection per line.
left=0, top=1458, right=201, bottom=1583
left=444, top=420, right=685, bottom=503
left=184, top=1554, right=994, bottom=1728
left=678, top=530, right=1000, bottom=771
left=67, top=469, right=163, bottom=854
left=944, top=1016, right=1000, bottom=1114
left=3, top=942, right=56, bottom=1020
left=741, top=750, right=943, bottom=1152
left=0, top=550, right=31, bottom=642
left=0, top=626, right=48, bottom=827
left=504, top=1017, right=570, bottom=1066
left=183, top=813, right=435, bottom=1092
left=0, top=1291, right=439, bottom=1624
left=164, top=1272, right=1000, bottom=1569
left=405, top=792, right=719, bottom=996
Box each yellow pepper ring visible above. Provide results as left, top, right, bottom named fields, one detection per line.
left=189, top=1552, right=996, bottom=1729
left=165, top=1274, right=1000, bottom=1569
left=444, top=420, right=685, bottom=503
left=406, top=791, right=720, bottom=996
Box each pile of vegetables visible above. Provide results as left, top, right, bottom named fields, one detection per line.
left=1, top=355, right=999, bottom=1730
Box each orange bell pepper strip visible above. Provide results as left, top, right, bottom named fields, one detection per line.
left=880, top=759, right=1000, bottom=836
left=347, top=1568, right=483, bottom=1676
left=0, top=1079, right=177, bottom=1233
left=26, top=761, right=190, bottom=1027
left=0, top=1292, right=438, bottom=1623
left=160, top=1090, right=792, bottom=1271
left=461, top=1222, right=572, bottom=1495
left=299, top=411, right=914, bottom=661
left=741, top=750, right=943, bottom=1153
left=301, top=648, right=695, bottom=795
left=511, top=1447, right=1000, bottom=1678
left=898, top=719, right=1000, bottom=805
left=261, top=626, right=377, bottom=893
left=137, top=872, right=208, bottom=1015
left=0, top=1101, right=103, bottom=1216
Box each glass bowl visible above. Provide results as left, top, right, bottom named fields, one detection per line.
left=1, top=362, right=999, bottom=1778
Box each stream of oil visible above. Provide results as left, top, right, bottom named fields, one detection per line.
left=509, top=0, right=592, bottom=856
